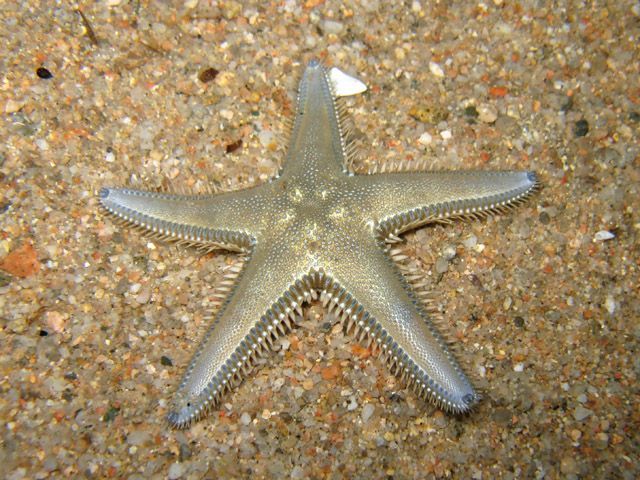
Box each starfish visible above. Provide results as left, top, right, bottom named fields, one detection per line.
left=99, top=60, right=538, bottom=428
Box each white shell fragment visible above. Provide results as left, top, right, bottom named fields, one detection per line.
left=594, top=230, right=615, bottom=242
left=329, top=67, right=367, bottom=97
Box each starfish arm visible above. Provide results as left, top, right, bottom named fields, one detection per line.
left=166, top=244, right=315, bottom=428
left=322, top=239, right=478, bottom=413
left=98, top=186, right=269, bottom=251
left=281, top=61, right=350, bottom=178
left=350, top=170, right=538, bottom=237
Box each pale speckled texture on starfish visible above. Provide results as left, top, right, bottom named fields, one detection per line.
left=99, top=60, right=539, bottom=428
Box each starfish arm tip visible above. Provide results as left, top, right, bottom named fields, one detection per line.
left=98, top=187, right=111, bottom=200
left=166, top=410, right=190, bottom=430
left=526, top=171, right=539, bottom=186
left=461, top=391, right=480, bottom=409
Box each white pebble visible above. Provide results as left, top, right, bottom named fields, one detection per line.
left=258, top=130, right=275, bottom=147
left=439, top=129, right=452, bottom=140
left=45, top=311, right=66, bottom=333
left=442, top=245, right=457, bottom=260
left=503, top=296, right=512, bottom=311
left=219, top=109, right=234, bottom=120
left=5, top=99, right=22, bottom=113
left=417, top=131, right=433, bottom=145
left=168, top=463, right=184, bottom=480
left=240, top=412, right=252, bottom=425
left=513, top=363, right=524, bottom=372
left=35, top=138, right=49, bottom=151
left=474, top=243, right=486, bottom=253
left=477, top=103, right=498, bottom=123
left=429, top=61, right=445, bottom=78
left=604, top=294, right=616, bottom=315
left=323, top=19, right=344, bottom=35
left=594, top=230, right=615, bottom=242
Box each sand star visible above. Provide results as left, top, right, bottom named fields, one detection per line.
left=99, top=60, right=538, bottom=428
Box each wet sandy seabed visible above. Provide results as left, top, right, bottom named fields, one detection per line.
left=1, top=1, right=638, bottom=479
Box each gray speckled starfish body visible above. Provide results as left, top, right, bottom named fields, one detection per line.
left=99, top=60, right=538, bottom=428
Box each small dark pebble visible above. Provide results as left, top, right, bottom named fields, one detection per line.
left=160, top=355, right=173, bottom=366
left=628, top=111, right=640, bottom=122
left=513, top=316, right=525, bottom=328
left=573, top=119, right=589, bottom=137
left=62, top=390, right=74, bottom=402
left=226, top=139, right=243, bottom=153
left=280, top=412, right=293, bottom=423
left=0, top=271, right=11, bottom=288
left=36, top=67, right=53, bottom=79
left=464, top=105, right=479, bottom=121
left=103, top=406, right=120, bottom=422
left=469, top=312, right=479, bottom=323
left=468, top=274, right=484, bottom=291
left=389, top=392, right=404, bottom=402
left=64, top=372, right=78, bottom=380
left=133, top=255, right=147, bottom=267
left=39, top=329, right=49, bottom=337
left=539, top=211, right=550, bottom=225
left=0, top=200, right=11, bottom=214
left=198, top=67, right=219, bottom=83
left=320, top=321, right=333, bottom=332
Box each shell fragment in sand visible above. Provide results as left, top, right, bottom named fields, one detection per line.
left=329, top=67, right=367, bottom=97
